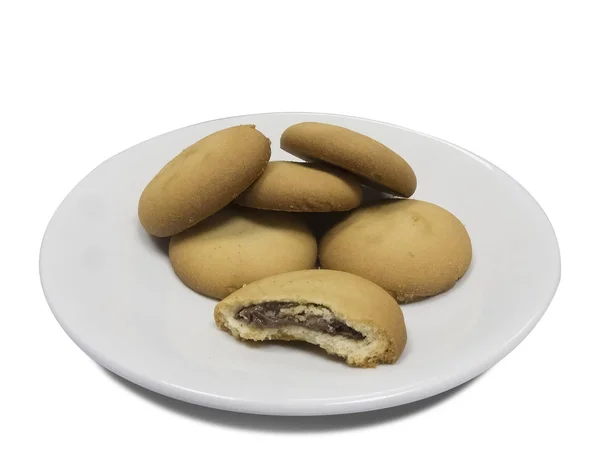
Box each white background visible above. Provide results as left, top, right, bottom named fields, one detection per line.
left=1, top=1, right=598, bottom=448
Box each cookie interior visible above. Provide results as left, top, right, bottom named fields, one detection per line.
left=218, top=300, right=395, bottom=367
left=236, top=302, right=364, bottom=340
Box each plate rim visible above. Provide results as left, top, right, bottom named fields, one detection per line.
left=39, top=111, right=562, bottom=415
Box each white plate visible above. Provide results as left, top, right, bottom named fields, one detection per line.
left=40, top=112, right=560, bottom=416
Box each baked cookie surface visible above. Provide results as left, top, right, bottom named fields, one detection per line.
left=214, top=269, right=407, bottom=367
left=319, top=200, right=472, bottom=302
left=235, top=161, right=362, bottom=212
left=139, top=125, right=270, bottom=237
left=169, top=207, right=317, bottom=299
left=280, top=122, right=416, bottom=197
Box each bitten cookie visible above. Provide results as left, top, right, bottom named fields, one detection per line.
left=169, top=207, right=317, bottom=299
left=319, top=200, right=472, bottom=303
left=280, top=122, right=417, bottom=197
left=139, top=125, right=270, bottom=237
left=235, top=161, right=362, bottom=212
left=214, top=269, right=407, bottom=368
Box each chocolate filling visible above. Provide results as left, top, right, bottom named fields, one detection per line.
left=235, top=302, right=364, bottom=340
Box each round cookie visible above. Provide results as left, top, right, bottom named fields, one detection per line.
left=280, top=122, right=417, bottom=197
left=169, top=207, right=317, bottom=299
left=139, top=125, right=270, bottom=237
left=319, top=200, right=472, bottom=303
left=235, top=161, right=362, bottom=212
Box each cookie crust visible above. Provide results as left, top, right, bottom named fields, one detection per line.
left=139, top=125, right=270, bottom=237
left=319, top=200, right=472, bottom=302
left=281, top=122, right=416, bottom=197
left=235, top=161, right=362, bottom=212
left=169, top=207, right=317, bottom=299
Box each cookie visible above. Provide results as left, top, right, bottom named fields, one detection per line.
left=214, top=269, right=407, bottom=367
left=235, top=161, right=362, bottom=212
left=280, top=122, right=416, bottom=197
left=138, top=125, right=270, bottom=237
left=319, top=200, right=472, bottom=302
left=169, top=207, right=317, bottom=299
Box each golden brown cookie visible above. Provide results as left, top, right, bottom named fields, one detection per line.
left=280, top=122, right=416, bottom=197
left=319, top=200, right=472, bottom=302
left=138, top=125, right=270, bottom=237
left=214, top=269, right=407, bottom=368
left=169, top=207, right=317, bottom=299
left=235, top=161, right=362, bottom=212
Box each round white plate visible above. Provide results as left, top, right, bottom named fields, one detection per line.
left=40, top=112, right=560, bottom=416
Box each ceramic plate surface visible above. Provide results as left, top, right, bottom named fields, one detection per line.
left=40, top=113, right=560, bottom=415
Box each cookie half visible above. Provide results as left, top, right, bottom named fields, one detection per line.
left=280, top=122, right=417, bottom=197
left=214, top=269, right=407, bottom=367
left=169, top=207, right=317, bottom=299
left=319, top=200, right=472, bottom=303
left=235, top=161, right=362, bottom=212
left=139, top=125, right=270, bottom=237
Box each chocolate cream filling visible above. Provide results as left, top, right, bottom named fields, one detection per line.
left=235, top=302, right=364, bottom=340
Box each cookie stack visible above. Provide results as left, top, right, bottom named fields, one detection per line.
left=138, top=122, right=472, bottom=367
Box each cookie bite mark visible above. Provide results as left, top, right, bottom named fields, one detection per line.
left=214, top=270, right=407, bottom=368
left=236, top=302, right=365, bottom=340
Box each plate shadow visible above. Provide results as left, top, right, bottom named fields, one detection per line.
left=100, top=366, right=480, bottom=432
